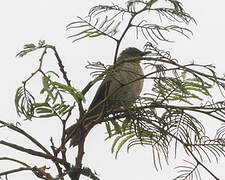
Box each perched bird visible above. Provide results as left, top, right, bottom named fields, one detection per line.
left=66, top=47, right=147, bottom=147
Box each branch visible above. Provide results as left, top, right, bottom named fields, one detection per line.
left=50, top=138, right=65, bottom=180
left=0, top=157, right=54, bottom=180
left=0, top=140, right=68, bottom=167
left=0, top=167, right=32, bottom=177
left=143, top=103, right=225, bottom=123
left=45, top=45, right=71, bottom=86
left=145, top=117, right=220, bottom=179
left=67, top=16, right=119, bottom=43
left=0, top=157, right=29, bottom=167
left=185, top=147, right=219, bottom=180
left=46, top=45, right=85, bottom=118
left=0, top=120, right=52, bottom=155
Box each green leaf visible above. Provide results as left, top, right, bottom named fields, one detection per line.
left=58, top=104, right=69, bottom=115
left=111, top=135, right=122, bottom=154
left=33, top=102, right=49, bottom=108
left=42, top=76, right=56, bottom=102
left=111, top=121, right=121, bottom=134
left=15, top=86, right=23, bottom=116
left=36, top=107, right=52, bottom=114
left=52, top=81, right=85, bottom=102
left=14, top=86, right=35, bottom=120
left=60, top=106, right=74, bottom=116
left=115, top=133, right=135, bottom=159
left=38, top=113, right=56, bottom=118
left=16, top=40, right=46, bottom=57
left=24, top=43, right=36, bottom=49
left=105, top=122, right=112, bottom=138
left=121, top=118, right=131, bottom=131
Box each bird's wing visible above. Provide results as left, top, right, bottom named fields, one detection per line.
left=87, top=79, right=111, bottom=116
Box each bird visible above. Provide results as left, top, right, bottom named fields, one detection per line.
left=65, top=47, right=147, bottom=147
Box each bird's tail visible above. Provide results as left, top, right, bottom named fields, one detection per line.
left=65, top=124, right=78, bottom=147
left=65, top=114, right=98, bottom=147
left=65, top=122, right=90, bottom=147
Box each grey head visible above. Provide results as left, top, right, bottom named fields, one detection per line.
left=120, top=47, right=147, bottom=57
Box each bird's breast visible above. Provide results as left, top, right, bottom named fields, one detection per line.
left=108, top=62, right=144, bottom=107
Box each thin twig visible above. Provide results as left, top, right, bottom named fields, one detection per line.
left=0, top=120, right=52, bottom=156
left=0, top=167, right=32, bottom=176
left=50, top=138, right=64, bottom=180
left=74, top=139, right=85, bottom=180
left=46, top=45, right=85, bottom=118
left=0, top=157, right=29, bottom=167
left=0, top=140, right=68, bottom=166
left=45, top=45, right=71, bottom=86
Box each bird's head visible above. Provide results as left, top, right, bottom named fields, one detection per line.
left=117, top=47, right=149, bottom=62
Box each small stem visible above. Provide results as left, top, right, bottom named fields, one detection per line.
left=45, top=45, right=85, bottom=118
left=61, top=120, right=67, bottom=162
left=0, top=167, right=32, bottom=176
left=0, top=120, right=52, bottom=156
left=45, top=45, right=71, bottom=86
left=186, top=148, right=219, bottom=180
left=0, top=157, right=29, bottom=167
left=72, top=139, right=85, bottom=180
left=50, top=138, right=64, bottom=180
left=0, top=140, right=68, bottom=167
left=38, top=46, right=48, bottom=71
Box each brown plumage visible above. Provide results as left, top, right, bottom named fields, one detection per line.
left=66, top=47, right=146, bottom=147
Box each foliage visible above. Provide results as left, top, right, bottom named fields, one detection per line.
left=16, top=40, right=46, bottom=57
left=1, top=1, right=225, bottom=180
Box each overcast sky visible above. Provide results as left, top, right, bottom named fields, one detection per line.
left=1, top=1, right=225, bottom=180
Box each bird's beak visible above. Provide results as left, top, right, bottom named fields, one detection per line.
left=143, top=51, right=151, bottom=56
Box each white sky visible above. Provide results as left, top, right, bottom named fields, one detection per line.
left=0, top=1, right=225, bottom=180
